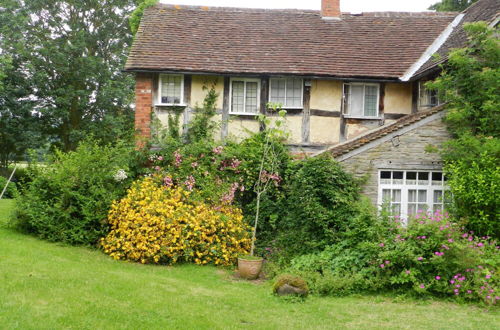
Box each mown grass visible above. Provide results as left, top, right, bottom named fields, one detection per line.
left=0, top=199, right=499, bottom=329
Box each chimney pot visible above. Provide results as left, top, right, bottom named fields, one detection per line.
left=322, top=0, right=341, bottom=19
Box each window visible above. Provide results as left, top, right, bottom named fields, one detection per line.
left=269, top=78, right=303, bottom=108
left=230, top=78, right=260, bottom=114
left=158, top=74, right=184, bottom=105
left=418, top=80, right=441, bottom=110
left=378, top=170, right=450, bottom=225
left=343, top=83, right=379, bottom=118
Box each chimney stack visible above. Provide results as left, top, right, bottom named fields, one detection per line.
left=321, top=0, right=341, bottom=20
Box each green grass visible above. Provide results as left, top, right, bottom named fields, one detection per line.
left=0, top=199, right=499, bottom=329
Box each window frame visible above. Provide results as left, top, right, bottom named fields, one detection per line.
left=377, top=169, right=450, bottom=226
left=229, top=77, right=261, bottom=115
left=343, top=82, right=380, bottom=119
left=418, top=80, right=441, bottom=110
left=157, top=74, right=185, bottom=106
left=268, top=77, right=304, bottom=109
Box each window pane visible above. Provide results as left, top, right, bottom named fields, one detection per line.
left=432, top=172, right=443, bottom=185
left=392, top=189, right=401, bottom=203
left=417, top=204, right=428, bottom=212
left=392, top=203, right=401, bottom=216
left=433, top=204, right=442, bottom=212
left=270, top=79, right=286, bottom=105
left=408, top=190, right=417, bottom=203
left=364, top=85, right=378, bottom=116
left=382, top=189, right=391, bottom=202
left=286, top=78, right=302, bottom=107
left=161, top=75, right=182, bottom=104
left=380, top=171, right=391, bottom=184
left=245, top=82, right=258, bottom=113
left=231, top=81, right=245, bottom=113
left=433, top=190, right=443, bottom=203
left=393, top=171, right=403, bottom=185
left=408, top=204, right=416, bottom=215
left=418, top=190, right=427, bottom=203
left=349, top=85, right=364, bottom=117
left=418, top=172, right=429, bottom=185
left=406, top=172, right=417, bottom=185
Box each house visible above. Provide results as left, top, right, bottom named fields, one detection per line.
left=124, top=0, right=499, bottom=221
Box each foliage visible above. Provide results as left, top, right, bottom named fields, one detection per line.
left=429, top=23, right=500, bottom=237
left=0, top=176, right=17, bottom=199
left=1, top=0, right=136, bottom=152
left=249, top=106, right=288, bottom=256
left=444, top=138, right=499, bottom=237
left=281, top=211, right=500, bottom=303
left=373, top=211, right=499, bottom=304
left=186, top=84, right=220, bottom=143
left=3, top=198, right=500, bottom=329
left=275, top=155, right=362, bottom=257
left=273, top=274, right=309, bottom=297
left=429, top=0, right=478, bottom=12
left=129, top=0, right=159, bottom=35
left=101, top=177, right=251, bottom=266
left=13, top=140, right=141, bottom=245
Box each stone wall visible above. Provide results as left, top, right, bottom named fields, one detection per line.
left=338, top=116, right=451, bottom=205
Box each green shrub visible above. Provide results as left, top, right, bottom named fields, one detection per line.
left=13, top=140, right=142, bottom=245
left=0, top=175, right=17, bottom=198
left=276, top=156, right=361, bottom=257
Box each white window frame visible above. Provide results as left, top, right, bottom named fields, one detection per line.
left=377, top=169, right=450, bottom=226
left=157, top=74, right=185, bottom=106
left=343, top=83, right=380, bottom=119
left=268, top=77, right=304, bottom=109
left=229, top=77, right=261, bottom=115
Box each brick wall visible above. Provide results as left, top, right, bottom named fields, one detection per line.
left=322, top=0, right=340, bottom=18
left=338, top=117, right=451, bottom=204
left=135, top=73, right=154, bottom=143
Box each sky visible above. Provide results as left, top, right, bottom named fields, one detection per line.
left=159, top=0, right=441, bottom=12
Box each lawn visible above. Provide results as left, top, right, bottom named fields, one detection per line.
left=0, top=199, right=499, bottom=329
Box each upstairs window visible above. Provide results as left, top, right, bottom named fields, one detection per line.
left=230, top=78, right=260, bottom=114
left=418, top=81, right=441, bottom=110
left=269, top=78, right=303, bottom=108
left=378, top=170, right=451, bottom=226
left=343, top=83, right=380, bottom=118
left=158, top=74, right=184, bottom=105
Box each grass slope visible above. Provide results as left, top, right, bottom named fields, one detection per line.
left=0, top=199, right=499, bottom=329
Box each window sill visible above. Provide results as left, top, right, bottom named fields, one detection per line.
left=229, top=112, right=259, bottom=116
left=155, top=103, right=187, bottom=107
left=343, top=115, right=381, bottom=120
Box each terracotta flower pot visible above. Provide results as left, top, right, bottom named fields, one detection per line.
left=238, top=257, right=263, bottom=280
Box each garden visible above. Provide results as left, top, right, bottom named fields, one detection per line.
left=0, top=17, right=499, bottom=329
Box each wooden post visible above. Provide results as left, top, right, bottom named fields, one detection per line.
left=260, top=77, right=269, bottom=131
left=221, top=77, right=230, bottom=139
left=302, top=80, right=311, bottom=143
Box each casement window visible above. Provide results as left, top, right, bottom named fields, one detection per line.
left=343, top=83, right=380, bottom=118
left=378, top=170, right=451, bottom=225
left=230, top=78, right=260, bottom=114
left=418, top=81, right=441, bottom=110
left=269, top=78, right=303, bottom=108
left=158, top=74, right=184, bottom=105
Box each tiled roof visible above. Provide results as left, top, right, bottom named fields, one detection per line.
left=323, top=105, right=446, bottom=158
left=412, top=0, right=500, bottom=78
left=125, top=4, right=456, bottom=79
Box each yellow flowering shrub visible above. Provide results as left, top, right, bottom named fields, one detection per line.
left=101, top=177, right=251, bottom=266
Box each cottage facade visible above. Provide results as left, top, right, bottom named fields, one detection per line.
left=126, top=0, right=499, bottom=219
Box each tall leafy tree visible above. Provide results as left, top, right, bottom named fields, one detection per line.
left=429, top=23, right=499, bottom=237
left=4, top=0, right=137, bottom=151
left=429, top=0, right=478, bottom=11
left=0, top=0, right=45, bottom=168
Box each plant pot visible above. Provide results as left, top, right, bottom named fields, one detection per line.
left=238, top=257, right=263, bottom=280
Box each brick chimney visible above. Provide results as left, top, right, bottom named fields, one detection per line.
left=321, top=0, right=341, bottom=19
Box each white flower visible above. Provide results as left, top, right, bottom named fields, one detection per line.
left=113, top=169, right=128, bottom=182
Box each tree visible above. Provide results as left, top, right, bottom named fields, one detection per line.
left=428, top=0, right=478, bottom=12
left=429, top=22, right=499, bottom=237
left=3, top=0, right=137, bottom=151
left=130, top=0, right=159, bottom=35
left=0, top=0, right=45, bottom=169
